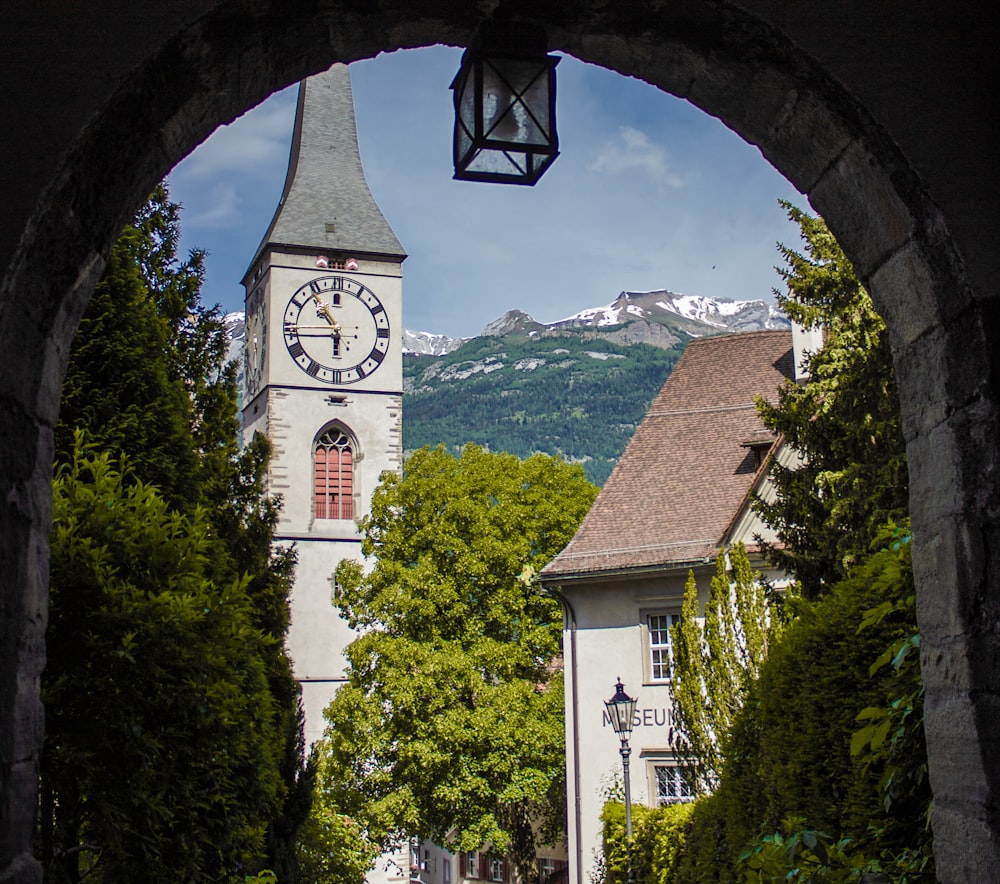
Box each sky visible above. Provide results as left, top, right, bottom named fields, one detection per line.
left=167, top=46, right=806, bottom=340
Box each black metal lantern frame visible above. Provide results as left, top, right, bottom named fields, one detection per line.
left=450, top=38, right=560, bottom=185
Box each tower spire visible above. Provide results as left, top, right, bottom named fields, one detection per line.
left=248, top=63, right=405, bottom=274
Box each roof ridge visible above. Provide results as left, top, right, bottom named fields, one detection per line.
left=645, top=403, right=761, bottom=418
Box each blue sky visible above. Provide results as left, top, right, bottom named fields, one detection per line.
left=168, top=46, right=805, bottom=339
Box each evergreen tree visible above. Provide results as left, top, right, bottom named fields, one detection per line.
left=752, top=203, right=908, bottom=596
left=55, top=187, right=201, bottom=507
left=45, top=187, right=305, bottom=879
left=41, top=441, right=282, bottom=882
left=669, top=543, right=784, bottom=792
left=317, top=445, right=598, bottom=884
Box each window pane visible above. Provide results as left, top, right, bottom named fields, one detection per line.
left=649, top=614, right=675, bottom=680
left=655, top=764, right=694, bottom=804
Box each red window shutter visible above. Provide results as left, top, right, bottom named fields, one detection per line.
left=503, top=858, right=509, bottom=882
left=459, top=852, right=466, bottom=878
left=340, top=447, right=353, bottom=518
left=314, top=447, right=328, bottom=519
left=314, top=433, right=354, bottom=520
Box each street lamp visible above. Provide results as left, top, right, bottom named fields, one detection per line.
left=605, top=678, right=637, bottom=884
left=450, top=26, right=560, bottom=185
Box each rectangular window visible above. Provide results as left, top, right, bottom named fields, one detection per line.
left=488, top=858, right=505, bottom=882
left=466, top=851, right=480, bottom=880
left=538, top=858, right=556, bottom=883
left=654, top=763, right=694, bottom=805
left=443, top=858, right=451, bottom=884
left=648, top=613, right=677, bottom=681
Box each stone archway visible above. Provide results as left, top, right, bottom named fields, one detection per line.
left=2, top=2, right=997, bottom=881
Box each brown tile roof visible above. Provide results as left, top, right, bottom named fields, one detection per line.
left=542, top=330, right=794, bottom=580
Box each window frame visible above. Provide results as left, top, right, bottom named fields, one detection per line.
left=487, top=857, right=506, bottom=882
left=647, top=758, right=696, bottom=807
left=640, top=609, right=679, bottom=683
left=538, top=857, right=557, bottom=883
left=465, top=851, right=480, bottom=880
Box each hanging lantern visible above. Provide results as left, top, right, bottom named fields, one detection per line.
left=450, top=34, right=560, bottom=185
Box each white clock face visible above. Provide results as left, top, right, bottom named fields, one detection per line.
left=282, top=275, right=390, bottom=385
left=245, top=287, right=266, bottom=395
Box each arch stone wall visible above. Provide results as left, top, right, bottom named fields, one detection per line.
left=2, top=2, right=998, bottom=880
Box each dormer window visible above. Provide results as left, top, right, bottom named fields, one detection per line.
left=740, top=433, right=774, bottom=470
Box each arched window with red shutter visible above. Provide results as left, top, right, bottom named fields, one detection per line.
left=314, top=427, right=354, bottom=520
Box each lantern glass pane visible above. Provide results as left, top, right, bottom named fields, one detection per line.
left=465, top=148, right=529, bottom=178
left=611, top=703, right=627, bottom=734
left=455, top=69, right=475, bottom=157
left=482, top=58, right=552, bottom=147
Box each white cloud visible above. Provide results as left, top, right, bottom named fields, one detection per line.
left=589, top=126, right=683, bottom=189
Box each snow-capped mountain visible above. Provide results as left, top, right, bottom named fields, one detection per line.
left=402, top=328, right=470, bottom=356
left=554, top=290, right=787, bottom=333
left=403, top=290, right=788, bottom=355
left=226, top=291, right=788, bottom=357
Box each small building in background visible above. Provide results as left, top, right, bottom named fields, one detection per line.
left=540, top=329, right=798, bottom=884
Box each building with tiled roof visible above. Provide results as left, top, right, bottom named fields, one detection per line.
left=540, top=329, right=799, bottom=884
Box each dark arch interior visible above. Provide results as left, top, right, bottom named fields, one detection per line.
left=2, top=4, right=998, bottom=880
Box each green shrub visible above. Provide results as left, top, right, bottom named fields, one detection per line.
left=600, top=801, right=696, bottom=884
left=670, top=529, right=928, bottom=881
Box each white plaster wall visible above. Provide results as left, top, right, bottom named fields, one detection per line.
left=563, top=569, right=709, bottom=884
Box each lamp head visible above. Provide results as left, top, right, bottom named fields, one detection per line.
left=604, top=678, right=637, bottom=742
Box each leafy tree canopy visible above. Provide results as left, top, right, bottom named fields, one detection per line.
left=295, top=751, right=381, bottom=884
left=317, top=445, right=598, bottom=884
left=753, top=203, right=908, bottom=596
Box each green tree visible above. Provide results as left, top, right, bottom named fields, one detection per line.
left=40, top=440, right=282, bottom=883
left=753, top=203, right=908, bottom=596
left=46, top=187, right=306, bottom=879
left=55, top=186, right=203, bottom=507
left=295, top=750, right=380, bottom=884
left=669, top=543, right=784, bottom=790
left=671, top=531, right=925, bottom=881
left=316, top=445, right=598, bottom=884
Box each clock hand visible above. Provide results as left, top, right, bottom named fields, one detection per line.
left=286, top=322, right=357, bottom=334
left=311, top=292, right=338, bottom=326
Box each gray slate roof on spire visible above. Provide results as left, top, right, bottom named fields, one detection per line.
left=248, top=63, right=406, bottom=271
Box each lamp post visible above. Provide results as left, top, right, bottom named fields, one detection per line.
left=605, top=678, right=637, bottom=884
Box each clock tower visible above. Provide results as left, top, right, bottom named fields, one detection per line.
left=241, top=63, right=405, bottom=745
